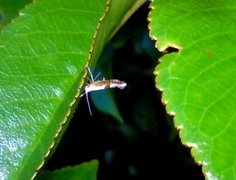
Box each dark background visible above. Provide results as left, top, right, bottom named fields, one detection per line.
left=45, top=2, right=204, bottom=180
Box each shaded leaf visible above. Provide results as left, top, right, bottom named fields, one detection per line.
left=37, top=160, right=98, bottom=180
left=92, top=91, right=124, bottom=123
left=0, top=0, right=32, bottom=29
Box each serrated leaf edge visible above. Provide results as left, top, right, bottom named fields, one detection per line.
left=31, top=0, right=111, bottom=179
left=148, top=0, right=204, bottom=177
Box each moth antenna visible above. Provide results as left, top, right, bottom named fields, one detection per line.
left=87, top=66, right=94, bottom=82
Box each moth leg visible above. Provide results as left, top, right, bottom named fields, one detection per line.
left=80, top=92, right=85, bottom=97
left=86, top=92, right=93, bottom=115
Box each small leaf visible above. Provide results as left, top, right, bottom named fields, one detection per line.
left=149, top=0, right=236, bottom=178
left=91, top=91, right=124, bottom=123
left=37, top=160, right=98, bottom=180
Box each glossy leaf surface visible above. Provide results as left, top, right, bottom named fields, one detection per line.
left=149, top=0, right=236, bottom=178
left=0, top=0, right=143, bottom=179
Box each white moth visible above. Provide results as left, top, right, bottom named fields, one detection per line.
left=80, top=67, right=127, bottom=115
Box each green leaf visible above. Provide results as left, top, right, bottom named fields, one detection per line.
left=88, top=0, right=146, bottom=68
left=36, top=160, right=98, bottom=180
left=149, top=0, right=236, bottom=179
left=0, top=1, right=107, bottom=179
left=0, top=0, right=145, bottom=179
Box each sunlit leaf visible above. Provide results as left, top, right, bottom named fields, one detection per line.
left=149, top=0, right=236, bottom=178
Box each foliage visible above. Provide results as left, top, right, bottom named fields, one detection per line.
left=149, top=0, right=236, bottom=179
left=1, top=0, right=235, bottom=179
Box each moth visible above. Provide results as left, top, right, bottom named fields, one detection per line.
left=80, top=67, right=127, bottom=115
